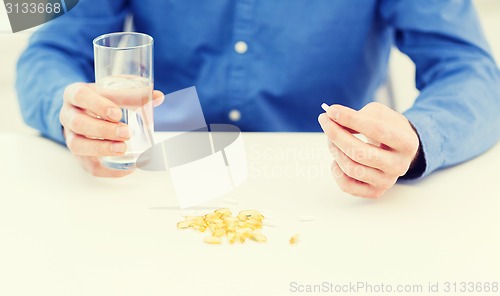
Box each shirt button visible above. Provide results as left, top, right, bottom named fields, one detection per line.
left=234, top=41, right=248, bottom=54
left=228, top=109, right=241, bottom=122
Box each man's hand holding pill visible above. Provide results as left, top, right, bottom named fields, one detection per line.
left=318, top=102, right=421, bottom=198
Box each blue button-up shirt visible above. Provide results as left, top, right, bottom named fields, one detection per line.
left=16, top=0, right=500, bottom=178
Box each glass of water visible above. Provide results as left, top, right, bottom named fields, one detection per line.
left=93, top=32, right=154, bottom=170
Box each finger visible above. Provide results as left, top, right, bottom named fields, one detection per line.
left=64, top=83, right=123, bottom=122
left=76, top=156, right=134, bottom=178
left=325, top=104, right=405, bottom=149
left=328, top=141, right=394, bottom=188
left=321, top=105, right=358, bottom=134
left=319, top=114, right=401, bottom=175
left=331, top=162, right=383, bottom=199
left=65, top=130, right=128, bottom=157
left=152, top=90, right=165, bottom=107
left=61, top=106, right=130, bottom=141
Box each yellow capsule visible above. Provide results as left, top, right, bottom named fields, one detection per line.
left=225, top=222, right=237, bottom=229
left=249, top=211, right=264, bottom=218
left=289, top=233, right=299, bottom=245
left=176, top=220, right=192, bottom=229
left=208, top=219, right=223, bottom=226
left=234, top=232, right=246, bottom=243
left=185, top=216, right=205, bottom=227
left=204, top=236, right=222, bottom=244
left=227, top=231, right=236, bottom=244
left=238, top=221, right=251, bottom=228
left=193, top=225, right=207, bottom=232
left=237, top=214, right=248, bottom=221
left=239, top=210, right=264, bottom=220
left=215, top=208, right=232, bottom=217
left=193, top=221, right=207, bottom=228
left=222, top=216, right=239, bottom=223
left=251, top=217, right=263, bottom=224
left=249, top=230, right=267, bottom=242
left=207, top=223, right=217, bottom=232
left=244, top=219, right=262, bottom=229
left=224, top=222, right=238, bottom=229
left=237, top=227, right=252, bottom=235
left=212, top=228, right=226, bottom=237
left=204, top=213, right=219, bottom=222
left=225, top=226, right=237, bottom=233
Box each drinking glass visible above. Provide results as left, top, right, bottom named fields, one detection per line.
left=93, top=32, right=154, bottom=170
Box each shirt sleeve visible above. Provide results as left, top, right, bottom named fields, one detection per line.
left=380, top=0, right=500, bottom=179
left=16, top=0, right=128, bottom=144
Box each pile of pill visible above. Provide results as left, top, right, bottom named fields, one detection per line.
left=177, top=208, right=267, bottom=244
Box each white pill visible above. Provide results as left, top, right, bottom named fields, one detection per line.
left=263, top=219, right=277, bottom=227
left=298, top=215, right=316, bottom=222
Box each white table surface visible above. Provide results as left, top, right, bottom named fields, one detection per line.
left=0, top=132, right=499, bottom=296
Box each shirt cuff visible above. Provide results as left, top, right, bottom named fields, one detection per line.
left=43, top=87, right=66, bottom=145
left=401, top=109, right=444, bottom=179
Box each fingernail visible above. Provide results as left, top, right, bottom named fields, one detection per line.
left=107, top=108, right=122, bottom=121
left=116, top=126, right=130, bottom=138
left=329, top=106, right=339, bottom=121
left=111, top=142, right=127, bottom=153
left=321, top=103, right=329, bottom=112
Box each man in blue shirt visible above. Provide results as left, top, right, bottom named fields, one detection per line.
left=16, top=0, right=500, bottom=198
